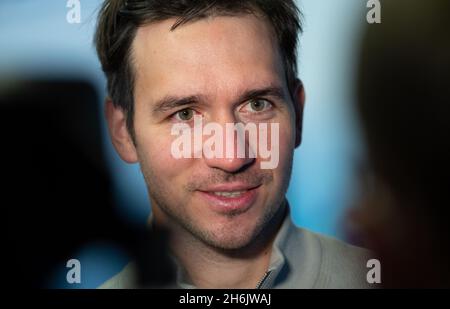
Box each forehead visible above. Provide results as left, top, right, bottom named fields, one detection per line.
left=132, top=14, right=286, bottom=103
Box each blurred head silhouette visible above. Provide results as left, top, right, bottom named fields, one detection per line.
left=355, top=0, right=450, bottom=288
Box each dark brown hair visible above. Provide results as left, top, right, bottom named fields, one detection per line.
left=94, top=0, right=302, bottom=136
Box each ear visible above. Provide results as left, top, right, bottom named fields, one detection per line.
left=293, top=79, right=305, bottom=148
left=104, top=99, right=138, bottom=163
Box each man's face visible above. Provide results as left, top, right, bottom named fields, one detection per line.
left=111, top=14, right=303, bottom=250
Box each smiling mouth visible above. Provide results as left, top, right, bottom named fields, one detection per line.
left=196, top=184, right=261, bottom=214
left=199, top=183, right=261, bottom=198
left=210, top=190, right=249, bottom=198
left=198, top=182, right=261, bottom=193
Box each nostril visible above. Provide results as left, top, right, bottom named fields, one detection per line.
left=204, top=156, right=255, bottom=174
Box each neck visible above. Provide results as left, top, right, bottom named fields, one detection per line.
left=158, top=203, right=286, bottom=289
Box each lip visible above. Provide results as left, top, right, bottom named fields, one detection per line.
left=196, top=183, right=261, bottom=215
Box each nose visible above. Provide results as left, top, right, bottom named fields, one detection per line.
left=202, top=112, right=255, bottom=173
left=204, top=155, right=255, bottom=173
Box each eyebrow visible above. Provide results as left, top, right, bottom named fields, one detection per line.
left=238, top=86, right=287, bottom=104
left=152, top=95, right=204, bottom=114
left=151, top=85, right=287, bottom=115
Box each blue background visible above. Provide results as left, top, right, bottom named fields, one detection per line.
left=0, top=0, right=368, bottom=288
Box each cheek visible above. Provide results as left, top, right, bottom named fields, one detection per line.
left=272, top=111, right=295, bottom=148
left=279, top=124, right=295, bottom=155
left=272, top=121, right=295, bottom=176
left=136, top=128, right=191, bottom=181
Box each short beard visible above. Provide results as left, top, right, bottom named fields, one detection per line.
left=160, top=192, right=286, bottom=252
left=139, top=151, right=293, bottom=252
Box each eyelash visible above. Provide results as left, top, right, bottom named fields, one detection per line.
left=171, top=108, right=199, bottom=122
left=169, top=99, right=274, bottom=122
left=240, top=99, right=274, bottom=114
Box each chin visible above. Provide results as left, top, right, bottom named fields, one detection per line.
left=199, top=223, right=260, bottom=251
left=206, top=235, right=254, bottom=251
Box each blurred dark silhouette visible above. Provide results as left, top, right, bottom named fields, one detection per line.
left=354, top=0, right=450, bottom=288
left=0, top=78, right=175, bottom=288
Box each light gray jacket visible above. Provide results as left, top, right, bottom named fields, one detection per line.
left=99, top=212, right=375, bottom=289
